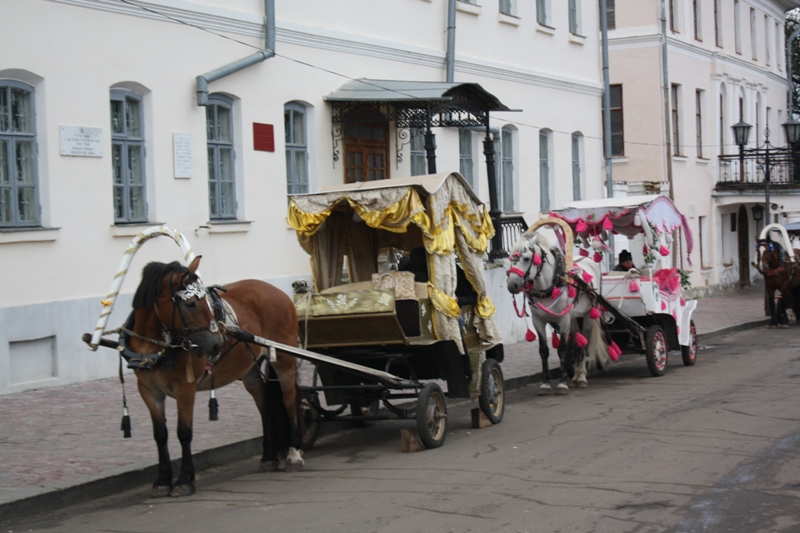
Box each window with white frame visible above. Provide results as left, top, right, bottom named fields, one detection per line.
left=714, top=0, right=722, bottom=47
left=669, top=0, right=679, bottom=33
left=750, top=8, right=757, bottom=60
left=734, top=0, right=741, bottom=54
left=693, top=0, right=702, bottom=41
left=501, top=127, right=514, bottom=212
left=605, top=0, right=615, bottom=30
left=776, top=21, right=782, bottom=70
left=499, top=0, right=515, bottom=16
left=536, top=0, right=550, bottom=26
left=539, top=130, right=551, bottom=211
left=765, top=15, right=771, bottom=65
left=110, top=89, right=146, bottom=223
left=569, top=0, right=581, bottom=34
left=671, top=84, right=682, bottom=156
left=206, top=94, right=236, bottom=219
left=0, top=81, right=38, bottom=227
left=285, top=102, right=309, bottom=195
left=459, top=129, right=474, bottom=189
left=571, top=132, right=583, bottom=201
left=410, top=129, right=426, bottom=176
left=696, top=89, right=704, bottom=158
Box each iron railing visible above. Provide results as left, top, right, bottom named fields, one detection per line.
left=717, top=152, right=799, bottom=187
left=488, top=214, right=528, bottom=259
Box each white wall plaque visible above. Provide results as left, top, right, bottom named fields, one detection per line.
left=173, top=132, right=192, bottom=178
left=59, top=126, right=103, bottom=157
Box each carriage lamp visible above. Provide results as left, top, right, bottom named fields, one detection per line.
left=751, top=204, right=764, bottom=222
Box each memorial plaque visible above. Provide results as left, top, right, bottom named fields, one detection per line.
left=173, top=133, right=192, bottom=178
left=60, top=126, right=103, bottom=157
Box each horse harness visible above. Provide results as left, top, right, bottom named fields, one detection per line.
left=757, top=240, right=799, bottom=285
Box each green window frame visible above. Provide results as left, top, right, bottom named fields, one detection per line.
left=206, top=95, right=236, bottom=219
left=110, top=89, right=147, bottom=223
left=0, top=81, right=39, bottom=227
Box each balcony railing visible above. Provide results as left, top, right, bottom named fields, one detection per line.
left=488, top=213, right=528, bottom=259
left=717, top=152, right=800, bottom=188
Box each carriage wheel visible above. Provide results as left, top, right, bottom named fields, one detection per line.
left=479, top=359, right=505, bottom=424
left=301, top=397, right=321, bottom=450
left=416, top=383, right=447, bottom=449
left=681, top=320, right=698, bottom=367
left=350, top=399, right=379, bottom=427
left=645, top=325, right=668, bottom=377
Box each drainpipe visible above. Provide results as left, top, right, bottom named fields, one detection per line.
left=196, top=0, right=275, bottom=106
left=661, top=0, right=674, bottom=199
left=446, top=0, right=457, bottom=83
left=600, top=0, right=613, bottom=199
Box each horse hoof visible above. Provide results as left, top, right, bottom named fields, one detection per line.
left=556, top=383, right=570, bottom=395
left=285, top=460, right=305, bottom=472
left=538, top=384, right=552, bottom=395
left=170, top=484, right=195, bottom=497
left=577, top=380, right=588, bottom=389
left=151, top=485, right=172, bottom=498
left=259, top=460, right=280, bottom=473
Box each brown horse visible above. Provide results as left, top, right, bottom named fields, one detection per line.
left=124, top=256, right=303, bottom=497
left=754, top=238, right=800, bottom=328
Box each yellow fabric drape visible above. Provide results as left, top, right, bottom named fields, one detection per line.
left=428, top=284, right=461, bottom=318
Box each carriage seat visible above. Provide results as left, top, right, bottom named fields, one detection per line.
left=320, top=280, right=429, bottom=300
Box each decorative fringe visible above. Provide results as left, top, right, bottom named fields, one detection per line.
left=533, top=253, right=542, bottom=266
left=576, top=220, right=588, bottom=233
left=629, top=279, right=640, bottom=292
left=589, top=307, right=601, bottom=320
left=121, top=406, right=132, bottom=439
left=582, top=271, right=594, bottom=284
left=552, top=332, right=560, bottom=349
left=602, top=217, right=613, bottom=230
left=575, top=333, right=588, bottom=348
left=525, top=329, right=537, bottom=342
left=567, top=285, right=577, bottom=299
left=579, top=248, right=589, bottom=257
left=209, top=389, right=219, bottom=421
left=551, top=286, right=562, bottom=300
left=659, top=245, right=670, bottom=256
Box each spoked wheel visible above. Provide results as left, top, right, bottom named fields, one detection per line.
left=416, top=382, right=447, bottom=449
left=479, top=358, right=505, bottom=424
left=350, top=399, right=379, bottom=427
left=645, top=325, right=668, bottom=377
left=301, top=397, right=321, bottom=450
left=681, top=320, right=697, bottom=366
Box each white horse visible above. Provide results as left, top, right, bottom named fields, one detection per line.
left=506, top=232, right=609, bottom=394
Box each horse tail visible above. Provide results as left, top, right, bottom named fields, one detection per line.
left=585, top=318, right=610, bottom=373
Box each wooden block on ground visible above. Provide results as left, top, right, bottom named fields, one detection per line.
left=401, top=429, right=426, bottom=453
left=471, top=407, right=493, bottom=429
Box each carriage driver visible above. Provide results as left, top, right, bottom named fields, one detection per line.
left=613, top=249, right=636, bottom=272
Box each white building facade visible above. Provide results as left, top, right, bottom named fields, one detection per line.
left=0, top=0, right=605, bottom=394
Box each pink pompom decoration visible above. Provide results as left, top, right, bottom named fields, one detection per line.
left=643, top=245, right=649, bottom=255
left=661, top=301, right=667, bottom=311
left=602, top=217, right=613, bottom=230
left=672, top=311, right=678, bottom=321
left=568, top=285, right=577, bottom=299
left=579, top=248, right=589, bottom=257
left=608, top=342, right=621, bottom=361
left=659, top=245, right=669, bottom=256
left=593, top=252, right=602, bottom=263
left=582, top=271, right=594, bottom=284
left=589, top=307, right=601, bottom=320
left=551, top=286, right=562, bottom=300
left=533, top=253, right=542, bottom=266
left=576, top=220, right=588, bottom=233
left=680, top=297, right=686, bottom=306
left=575, top=333, right=588, bottom=348
left=629, top=280, right=640, bottom=292
left=525, top=329, right=537, bottom=342
left=552, top=332, right=560, bottom=349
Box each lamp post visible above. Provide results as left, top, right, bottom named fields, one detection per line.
left=731, top=119, right=800, bottom=225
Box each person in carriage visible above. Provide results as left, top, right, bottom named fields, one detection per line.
left=612, top=249, right=636, bottom=272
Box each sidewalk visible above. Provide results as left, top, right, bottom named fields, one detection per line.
left=0, top=286, right=769, bottom=522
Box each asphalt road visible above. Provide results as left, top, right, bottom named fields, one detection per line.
left=5, top=326, right=800, bottom=533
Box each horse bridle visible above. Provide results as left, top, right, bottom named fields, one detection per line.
left=510, top=244, right=564, bottom=299
left=755, top=239, right=795, bottom=277
left=164, top=276, right=223, bottom=350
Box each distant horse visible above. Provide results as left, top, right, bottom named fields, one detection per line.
left=123, top=256, right=303, bottom=497
left=754, top=237, right=800, bottom=327
left=507, top=232, right=609, bottom=394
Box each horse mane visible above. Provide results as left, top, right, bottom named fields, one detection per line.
left=132, top=261, right=191, bottom=309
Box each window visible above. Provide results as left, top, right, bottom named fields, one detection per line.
left=765, top=15, right=770, bottom=65
left=285, top=102, right=308, bottom=195
left=693, top=0, right=702, bottom=41
left=536, top=0, right=549, bottom=26
left=344, top=122, right=389, bottom=183
left=776, top=21, right=782, bottom=70
left=206, top=94, right=236, bottom=219
left=571, top=133, right=583, bottom=201
left=459, top=129, right=474, bottom=189
left=501, top=127, right=514, bottom=212
left=410, top=129, right=426, bottom=177
left=719, top=90, right=727, bottom=155
left=750, top=8, right=757, bottom=60
left=539, top=130, right=551, bottom=211
left=699, top=216, right=710, bottom=269
left=734, top=0, right=741, bottom=54
left=669, top=0, right=679, bottom=33
left=714, top=0, right=722, bottom=47
left=605, top=0, right=615, bottom=30
left=671, top=84, right=682, bottom=156
left=110, top=90, right=146, bottom=223
left=569, top=0, right=580, bottom=34
left=608, top=84, right=624, bottom=156
left=499, top=0, right=515, bottom=16
left=696, top=90, right=704, bottom=158
left=0, top=81, right=38, bottom=227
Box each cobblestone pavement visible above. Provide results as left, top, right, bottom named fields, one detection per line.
left=0, top=286, right=770, bottom=518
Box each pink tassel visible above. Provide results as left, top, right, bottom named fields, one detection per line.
left=582, top=271, right=594, bottom=284
left=608, top=342, right=621, bottom=361
left=680, top=297, right=686, bottom=306
left=659, top=245, right=669, bottom=256
left=661, top=301, right=667, bottom=311
left=576, top=333, right=588, bottom=348
left=602, top=217, right=613, bottom=230
left=533, top=253, right=542, bottom=266
left=579, top=247, right=589, bottom=257
left=525, top=329, right=536, bottom=342
left=593, top=252, right=602, bottom=263
left=629, top=279, right=639, bottom=292
left=568, top=285, right=577, bottom=298
left=576, top=220, right=588, bottom=233
left=643, top=245, right=649, bottom=255
left=552, top=332, right=560, bottom=349
left=551, top=286, right=562, bottom=300
left=589, top=307, right=601, bottom=320
left=672, top=311, right=677, bottom=321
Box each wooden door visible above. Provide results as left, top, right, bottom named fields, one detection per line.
left=737, top=205, right=750, bottom=288
left=344, top=123, right=389, bottom=183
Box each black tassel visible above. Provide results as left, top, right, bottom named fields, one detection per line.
left=209, top=389, right=219, bottom=421
left=121, top=406, right=132, bottom=438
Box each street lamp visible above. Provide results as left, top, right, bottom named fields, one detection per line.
left=731, top=121, right=751, bottom=184
left=751, top=203, right=764, bottom=222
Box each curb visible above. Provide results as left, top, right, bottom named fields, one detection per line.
left=0, top=320, right=765, bottom=524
